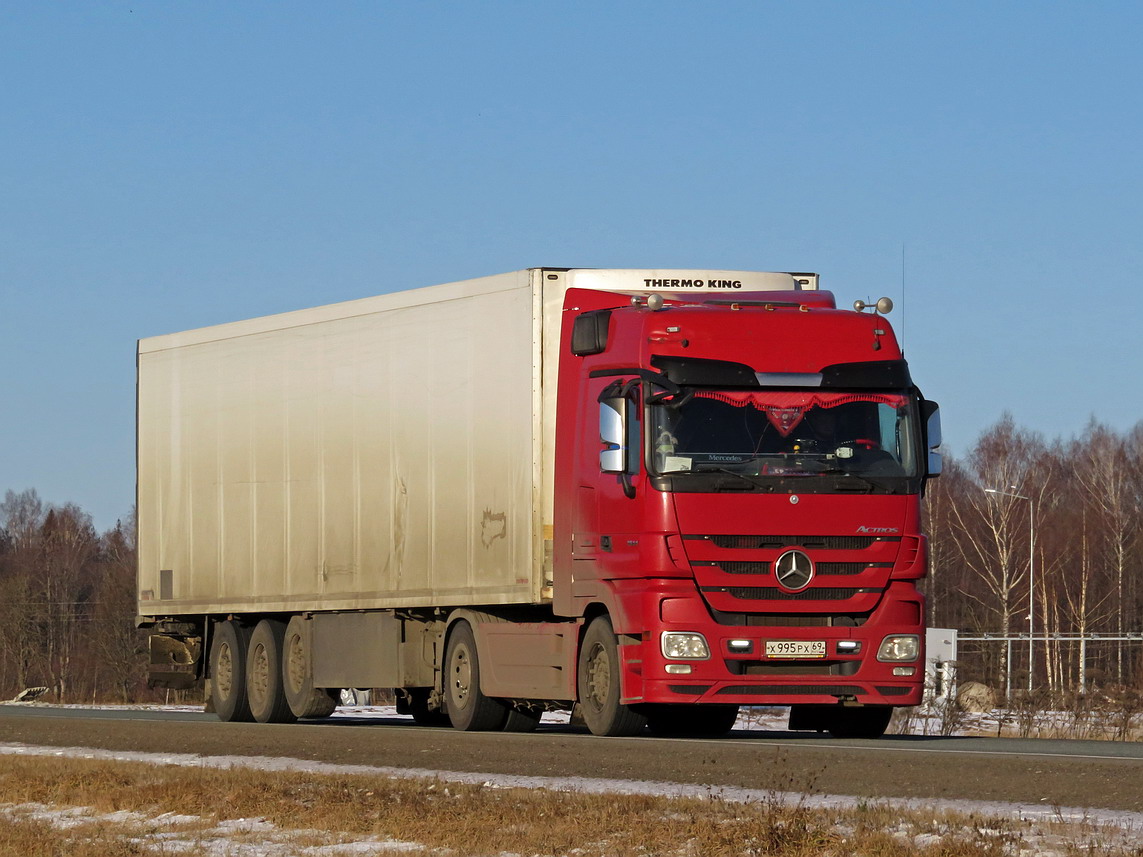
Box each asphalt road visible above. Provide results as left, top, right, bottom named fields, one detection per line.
left=2, top=705, right=1141, bottom=812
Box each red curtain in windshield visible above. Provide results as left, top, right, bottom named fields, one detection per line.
left=694, top=391, right=907, bottom=437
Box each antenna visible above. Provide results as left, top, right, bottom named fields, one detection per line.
left=900, top=242, right=906, bottom=353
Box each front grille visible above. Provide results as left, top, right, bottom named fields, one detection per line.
left=695, top=561, right=771, bottom=575
left=694, top=561, right=890, bottom=577
left=876, top=686, right=913, bottom=697
left=817, top=562, right=892, bottom=576
left=728, top=660, right=860, bottom=678
left=688, top=534, right=898, bottom=550
left=706, top=587, right=869, bottom=601
left=710, top=611, right=855, bottom=627
left=715, top=684, right=863, bottom=697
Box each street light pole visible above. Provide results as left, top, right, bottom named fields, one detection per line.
left=984, top=487, right=1035, bottom=692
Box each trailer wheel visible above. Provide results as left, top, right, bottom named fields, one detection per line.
left=577, top=616, right=648, bottom=737
left=444, top=621, right=508, bottom=731
left=282, top=616, right=337, bottom=719
left=645, top=704, right=739, bottom=737
left=210, top=620, right=254, bottom=722
left=826, top=705, right=892, bottom=739
left=246, top=619, right=297, bottom=724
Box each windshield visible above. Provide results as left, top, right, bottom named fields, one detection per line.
left=651, top=389, right=920, bottom=482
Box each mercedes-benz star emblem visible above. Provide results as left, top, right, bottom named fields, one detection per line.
left=774, top=549, right=814, bottom=591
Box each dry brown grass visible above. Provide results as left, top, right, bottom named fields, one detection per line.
left=0, top=754, right=1138, bottom=856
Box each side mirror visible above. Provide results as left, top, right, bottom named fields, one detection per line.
left=599, top=397, right=628, bottom=473
left=921, top=400, right=943, bottom=477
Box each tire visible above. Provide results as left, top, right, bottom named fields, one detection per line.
left=502, top=705, right=541, bottom=733
left=577, top=616, right=648, bottom=737
left=210, top=620, right=254, bottom=723
left=827, top=705, right=892, bottom=739
left=646, top=704, right=739, bottom=737
left=246, top=619, right=297, bottom=724
left=282, top=615, right=338, bottom=719
left=444, top=622, right=509, bottom=731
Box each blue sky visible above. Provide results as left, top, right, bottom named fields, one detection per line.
left=2, top=2, right=1141, bottom=531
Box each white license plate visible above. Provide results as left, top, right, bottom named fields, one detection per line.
left=765, top=640, right=827, bottom=658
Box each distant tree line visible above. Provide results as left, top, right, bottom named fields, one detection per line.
left=0, top=489, right=147, bottom=703
left=924, top=415, right=1143, bottom=697
left=1, top=413, right=1141, bottom=704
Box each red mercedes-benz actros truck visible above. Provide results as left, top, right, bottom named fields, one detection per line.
left=139, top=268, right=942, bottom=738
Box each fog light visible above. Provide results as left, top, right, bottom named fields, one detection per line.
left=837, top=641, right=860, bottom=653
left=728, top=639, right=753, bottom=653
left=661, top=632, right=711, bottom=660
left=877, top=635, right=920, bottom=662
left=892, top=667, right=916, bottom=676
left=665, top=664, right=693, bottom=675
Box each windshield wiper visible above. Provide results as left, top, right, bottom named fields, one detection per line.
left=688, top=463, right=771, bottom=491
left=812, top=465, right=883, bottom=492
left=712, top=467, right=770, bottom=491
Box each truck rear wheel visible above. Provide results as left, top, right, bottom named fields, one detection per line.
left=282, top=615, right=337, bottom=719
left=577, top=616, right=648, bottom=737
left=246, top=619, right=297, bottom=724
left=444, top=621, right=509, bottom=731
left=645, top=704, right=739, bottom=737
left=210, top=620, right=254, bottom=722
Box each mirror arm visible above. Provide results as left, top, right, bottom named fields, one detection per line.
left=591, top=367, right=682, bottom=402
left=620, top=472, right=636, bottom=499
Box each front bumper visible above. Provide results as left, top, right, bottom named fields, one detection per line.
left=615, top=579, right=925, bottom=707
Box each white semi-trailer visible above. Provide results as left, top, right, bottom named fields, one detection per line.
left=139, top=267, right=938, bottom=738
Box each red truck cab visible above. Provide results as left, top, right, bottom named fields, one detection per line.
left=553, top=287, right=940, bottom=737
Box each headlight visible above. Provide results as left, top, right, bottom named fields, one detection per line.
left=661, top=632, right=710, bottom=660
left=877, top=635, right=920, bottom=662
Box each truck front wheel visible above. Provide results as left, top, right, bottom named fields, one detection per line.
left=577, top=616, right=648, bottom=737
left=444, top=621, right=509, bottom=731
left=246, top=619, right=297, bottom=724
left=210, top=620, right=254, bottom=722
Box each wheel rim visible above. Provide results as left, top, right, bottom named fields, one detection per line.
left=216, top=641, right=234, bottom=698
left=286, top=633, right=305, bottom=694
left=450, top=642, right=472, bottom=710
left=250, top=642, right=269, bottom=706
left=584, top=641, right=610, bottom=711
